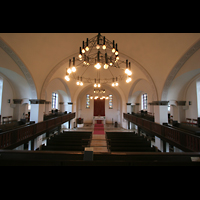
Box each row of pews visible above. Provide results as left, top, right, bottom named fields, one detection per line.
left=1, top=130, right=198, bottom=165
left=40, top=131, right=92, bottom=151
left=106, top=132, right=158, bottom=152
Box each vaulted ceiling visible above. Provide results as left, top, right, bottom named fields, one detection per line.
left=0, top=33, right=200, bottom=101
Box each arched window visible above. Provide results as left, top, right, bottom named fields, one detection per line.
left=0, top=77, right=3, bottom=115
left=52, top=92, right=58, bottom=109
left=109, top=94, right=113, bottom=109
left=86, top=94, right=90, bottom=108
left=141, top=93, right=147, bottom=110
left=197, top=79, right=200, bottom=117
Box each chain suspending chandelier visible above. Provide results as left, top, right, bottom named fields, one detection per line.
left=65, top=33, right=132, bottom=87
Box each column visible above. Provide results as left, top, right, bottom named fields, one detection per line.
left=134, top=103, right=140, bottom=114
left=173, top=101, right=186, bottom=123
left=68, top=102, right=73, bottom=129
left=127, top=103, right=131, bottom=114
left=126, top=103, right=132, bottom=129
left=68, top=102, right=73, bottom=113
left=148, top=102, right=154, bottom=116
left=59, top=102, right=64, bottom=112
left=45, top=101, right=51, bottom=114
left=153, top=101, right=169, bottom=124
left=29, top=99, right=45, bottom=123
left=153, top=101, right=169, bottom=152
left=13, top=99, right=23, bottom=121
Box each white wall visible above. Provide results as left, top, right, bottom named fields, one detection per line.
left=185, top=79, right=198, bottom=119
left=1, top=77, right=14, bottom=121
left=78, top=87, right=120, bottom=124
left=197, top=79, right=200, bottom=117
left=45, top=78, right=71, bottom=113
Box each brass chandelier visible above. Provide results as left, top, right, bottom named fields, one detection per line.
left=65, top=33, right=132, bottom=87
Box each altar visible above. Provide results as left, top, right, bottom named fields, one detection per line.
left=93, top=116, right=106, bottom=124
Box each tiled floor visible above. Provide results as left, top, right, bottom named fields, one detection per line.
left=90, top=134, right=108, bottom=153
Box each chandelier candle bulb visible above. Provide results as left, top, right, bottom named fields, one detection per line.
left=69, top=59, right=71, bottom=67
left=67, top=68, right=72, bottom=74
left=80, top=77, right=83, bottom=86
left=115, top=43, right=119, bottom=55
left=82, top=41, right=85, bottom=53
left=79, top=47, right=82, bottom=59
left=76, top=76, right=80, bottom=85
left=112, top=40, right=115, bottom=53
left=71, top=57, right=76, bottom=72
left=103, top=36, right=106, bottom=49
left=65, top=75, right=70, bottom=81
left=86, top=38, right=89, bottom=51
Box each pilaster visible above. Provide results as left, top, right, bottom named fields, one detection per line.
left=152, top=101, right=169, bottom=152
left=152, top=101, right=169, bottom=124
left=148, top=102, right=154, bottom=115
left=45, top=101, right=51, bottom=114
left=59, top=102, right=64, bottom=112
left=13, top=99, right=23, bottom=121
left=173, top=101, right=186, bottom=123
left=126, top=103, right=131, bottom=114
left=134, top=103, right=140, bottom=113
left=68, top=102, right=73, bottom=128
left=29, top=99, right=45, bottom=123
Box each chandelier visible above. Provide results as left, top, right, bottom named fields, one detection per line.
left=65, top=33, right=132, bottom=87
left=91, top=89, right=109, bottom=100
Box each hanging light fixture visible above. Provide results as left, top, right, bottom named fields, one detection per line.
left=90, top=89, right=108, bottom=100
left=65, top=33, right=132, bottom=87
left=71, top=57, right=76, bottom=72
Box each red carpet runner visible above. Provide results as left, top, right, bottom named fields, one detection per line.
left=93, top=124, right=105, bottom=135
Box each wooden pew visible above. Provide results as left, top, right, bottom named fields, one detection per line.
left=42, top=145, right=85, bottom=151
left=41, top=131, right=92, bottom=152
left=109, top=146, right=156, bottom=152
left=0, top=150, right=200, bottom=166
left=106, top=131, right=156, bottom=153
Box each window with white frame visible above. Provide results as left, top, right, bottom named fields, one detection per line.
left=86, top=94, right=90, bottom=108
left=141, top=93, right=147, bottom=110
left=197, top=79, right=200, bottom=117
left=0, top=77, right=3, bottom=115
left=109, top=94, right=113, bottom=109
left=52, top=92, right=58, bottom=109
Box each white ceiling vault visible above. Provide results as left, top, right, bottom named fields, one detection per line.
left=0, top=33, right=200, bottom=103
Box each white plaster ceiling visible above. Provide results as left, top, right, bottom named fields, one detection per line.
left=0, top=33, right=200, bottom=101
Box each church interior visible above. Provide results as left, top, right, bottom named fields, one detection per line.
left=0, top=33, right=200, bottom=166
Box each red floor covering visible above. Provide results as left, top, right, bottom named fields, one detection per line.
left=93, top=124, right=105, bottom=135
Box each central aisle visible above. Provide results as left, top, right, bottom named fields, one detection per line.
left=90, top=124, right=108, bottom=152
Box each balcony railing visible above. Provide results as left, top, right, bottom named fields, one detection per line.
left=124, top=113, right=200, bottom=152
left=0, top=112, right=76, bottom=150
